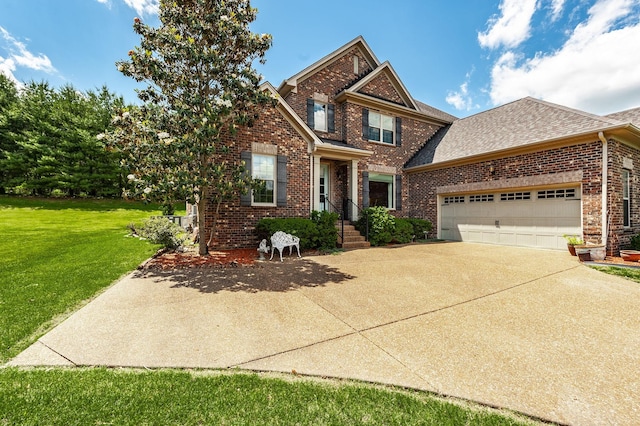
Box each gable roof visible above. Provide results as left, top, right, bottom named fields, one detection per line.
left=277, top=36, right=380, bottom=98
left=406, top=97, right=640, bottom=169
left=336, top=61, right=418, bottom=110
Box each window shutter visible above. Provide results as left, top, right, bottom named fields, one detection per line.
left=277, top=155, right=288, bottom=207
left=395, top=117, right=402, bottom=146
left=306, top=99, right=314, bottom=128
left=327, top=104, right=335, bottom=133
left=395, top=175, right=402, bottom=211
left=362, top=171, right=369, bottom=208
left=362, top=108, right=369, bottom=140
left=240, top=151, right=252, bottom=206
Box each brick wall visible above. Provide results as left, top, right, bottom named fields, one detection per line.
left=407, top=141, right=606, bottom=243
left=204, top=105, right=311, bottom=249
left=607, top=140, right=640, bottom=252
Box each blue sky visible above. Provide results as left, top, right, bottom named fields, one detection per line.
left=1, top=0, right=639, bottom=118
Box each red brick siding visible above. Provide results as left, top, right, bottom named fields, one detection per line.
left=284, top=47, right=375, bottom=142
left=407, top=141, right=605, bottom=242
left=204, top=105, right=310, bottom=249
left=607, top=140, right=640, bottom=253
left=359, top=73, right=405, bottom=105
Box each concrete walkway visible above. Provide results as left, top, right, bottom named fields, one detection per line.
left=8, top=243, right=640, bottom=425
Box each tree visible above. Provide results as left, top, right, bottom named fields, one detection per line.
left=111, top=0, right=276, bottom=255
left=0, top=75, right=20, bottom=193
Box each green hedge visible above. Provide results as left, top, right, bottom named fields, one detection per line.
left=356, top=207, right=433, bottom=246
left=255, top=211, right=339, bottom=251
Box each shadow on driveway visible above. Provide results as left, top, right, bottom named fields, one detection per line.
left=138, top=258, right=356, bottom=294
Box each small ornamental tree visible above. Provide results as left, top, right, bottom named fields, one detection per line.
left=110, top=0, right=276, bottom=255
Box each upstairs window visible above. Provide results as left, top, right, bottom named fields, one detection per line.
left=313, top=101, right=327, bottom=132
left=368, top=111, right=394, bottom=144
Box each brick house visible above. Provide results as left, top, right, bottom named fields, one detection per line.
left=206, top=36, right=640, bottom=255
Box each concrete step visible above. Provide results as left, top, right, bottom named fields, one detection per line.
left=340, top=241, right=371, bottom=249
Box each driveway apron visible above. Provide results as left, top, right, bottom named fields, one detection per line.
left=8, top=243, right=640, bottom=425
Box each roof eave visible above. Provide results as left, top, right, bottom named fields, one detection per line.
left=336, top=91, right=453, bottom=126
left=404, top=125, right=640, bottom=173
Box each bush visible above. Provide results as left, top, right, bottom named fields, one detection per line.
left=357, top=207, right=394, bottom=246
left=138, top=216, right=188, bottom=250
left=392, top=218, right=414, bottom=244
left=255, top=218, right=319, bottom=250
left=311, top=210, right=339, bottom=250
left=256, top=212, right=340, bottom=251
left=630, top=234, right=640, bottom=250
left=405, top=218, right=432, bottom=238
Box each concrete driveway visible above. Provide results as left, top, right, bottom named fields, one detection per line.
left=8, top=242, right=640, bottom=425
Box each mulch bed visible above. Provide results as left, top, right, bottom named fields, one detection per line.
left=142, top=248, right=259, bottom=269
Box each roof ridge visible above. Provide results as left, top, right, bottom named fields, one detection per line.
left=523, top=97, right=624, bottom=126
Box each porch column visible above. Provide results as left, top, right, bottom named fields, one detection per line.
left=313, top=155, right=322, bottom=211
left=350, top=159, right=359, bottom=220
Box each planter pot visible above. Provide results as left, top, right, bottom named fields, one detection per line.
left=620, top=250, right=640, bottom=262
left=589, top=246, right=606, bottom=261
left=575, top=247, right=591, bottom=262
left=567, top=244, right=577, bottom=256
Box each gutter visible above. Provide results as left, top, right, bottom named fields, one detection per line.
left=599, top=131, right=608, bottom=248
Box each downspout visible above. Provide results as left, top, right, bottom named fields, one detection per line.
left=599, top=131, right=608, bottom=249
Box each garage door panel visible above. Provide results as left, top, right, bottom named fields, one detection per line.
left=440, top=188, right=582, bottom=250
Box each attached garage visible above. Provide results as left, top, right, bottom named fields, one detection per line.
left=439, top=187, right=582, bottom=250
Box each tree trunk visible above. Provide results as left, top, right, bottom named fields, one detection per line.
left=197, top=189, right=208, bottom=255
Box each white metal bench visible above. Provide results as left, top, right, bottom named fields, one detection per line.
left=270, top=231, right=301, bottom=262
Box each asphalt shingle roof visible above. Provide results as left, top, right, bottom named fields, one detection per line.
left=414, top=100, right=458, bottom=123
left=407, top=97, right=626, bottom=167
left=605, top=107, right=640, bottom=127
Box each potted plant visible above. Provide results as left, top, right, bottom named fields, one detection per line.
left=563, top=234, right=584, bottom=256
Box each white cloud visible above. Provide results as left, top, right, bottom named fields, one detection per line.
left=446, top=71, right=478, bottom=111
left=549, top=0, right=566, bottom=21
left=488, top=0, right=640, bottom=114
left=0, top=26, right=55, bottom=85
left=123, top=0, right=159, bottom=16
left=478, top=0, right=539, bottom=49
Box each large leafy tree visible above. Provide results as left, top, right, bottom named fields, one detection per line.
left=112, top=0, right=276, bottom=255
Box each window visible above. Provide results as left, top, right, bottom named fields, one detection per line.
left=500, top=192, right=531, bottom=201
left=368, top=111, right=394, bottom=144
left=537, top=188, right=576, bottom=199
left=623, top=170, right=630, bottom=227
left=313, top=101, right=327, bottom=132
left=369, top=173, right=394, bottom=208
left=252, top=154, right=276, bottom=205
left=444, top=196, right=465, bottom=204
left=469, top=194, right=494, bottom=203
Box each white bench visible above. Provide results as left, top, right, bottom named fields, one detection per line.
left=270, top=231, right=301, bottom=262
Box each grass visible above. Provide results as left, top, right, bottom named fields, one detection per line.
left=0, top=196, right=541, bottom=425
left=0, top=196, right=175, bottom=362
left=0, top=368, right=534, bottom=425
left=591, top=265, right=640, bottom=283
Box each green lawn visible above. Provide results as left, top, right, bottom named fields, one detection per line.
left=0, top=196, right=169, bottom=361
left=0, top=368, right=533, bottom=425
left=591, top=265, right=640, bottom=283
left=0, top=196, right=540, bottom=425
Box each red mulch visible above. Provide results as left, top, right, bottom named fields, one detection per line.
left=595, top=256, right=640, bottom=267
left=143, top=248, right=258, bottom=269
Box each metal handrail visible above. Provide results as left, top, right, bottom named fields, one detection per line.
left=323, top=197, right=344, bottom=244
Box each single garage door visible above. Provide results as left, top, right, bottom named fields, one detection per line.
left=440, top=188, right=581, bottom=250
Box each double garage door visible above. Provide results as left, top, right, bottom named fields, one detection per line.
left=440, top=187, right=582, bottom=250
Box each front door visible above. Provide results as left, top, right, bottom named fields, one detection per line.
left=320, top=164, right=330, bottom=211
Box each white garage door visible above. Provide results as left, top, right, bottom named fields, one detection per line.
left=440, top=188, right=581, bottom=250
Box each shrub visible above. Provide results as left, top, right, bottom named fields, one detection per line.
left=255, top=218, right=319, bottom=250
left=138, top=216, right=188, bottom=250
left=630, top=234, right=640, bottom=250
left=392, top=218, right=414, bottom=244
left=405, top=218, right=432, bottom=238
left=311, top=210, right=339, bottom=250
left=357, top=207, right=394, bottom=246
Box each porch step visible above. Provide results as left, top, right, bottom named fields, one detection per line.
left=335, top=220, right=370, bottom=249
